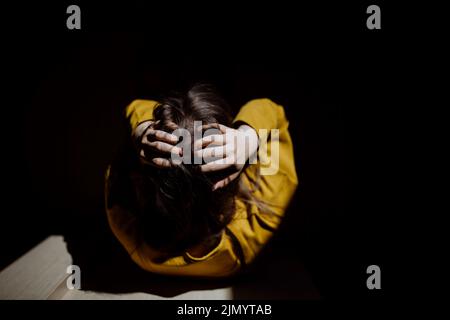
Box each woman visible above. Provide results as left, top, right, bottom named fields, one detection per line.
left=105, top=84, right=298, bottom=277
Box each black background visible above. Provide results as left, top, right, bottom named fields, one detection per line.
left=0, top=1, right=407, bottom=300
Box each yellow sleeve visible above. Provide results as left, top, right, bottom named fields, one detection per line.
left=229, top=99, right=299, bottom=265
left=233, top=98, right=298, bottom=188
left=125, top=99, right=159, bottom=132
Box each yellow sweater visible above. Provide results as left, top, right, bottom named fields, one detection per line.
left=105, top=98, right=298, bottom=277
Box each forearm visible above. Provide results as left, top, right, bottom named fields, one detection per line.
left=237, top=124, right=259, bottom=164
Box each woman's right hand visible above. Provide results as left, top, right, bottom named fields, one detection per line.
left=134, top=121, right=182, bottom=168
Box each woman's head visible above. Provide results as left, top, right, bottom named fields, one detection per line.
left=133, top=84, right=238, bottom=253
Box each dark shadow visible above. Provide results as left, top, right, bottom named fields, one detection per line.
left=231, top=243, right=320, bottom=299
left=232, top=253, right=320, bottom=300
left=62, top=208, right=235, bottom=297
left=231, top=189, right=321, bottom=300
left=62, top=199, right=319, bottom=298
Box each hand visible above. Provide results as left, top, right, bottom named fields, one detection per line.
left=195, top=123, right=258, bottom=190
left=134, top=121, right=182, bottom=168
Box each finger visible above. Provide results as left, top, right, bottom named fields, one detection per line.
left=201, top=145, right=228, bottom=159
left=144, top=140, right=182, bottom=155
left=165, top=121, right=179, bottom=131
left=200, top=158, right=234, bottom=172
left=200, top=125, right=220, bottom=140
left=139, top=148, right=176, bottom=168
left=145, top=129, right=178, bottom=144
left=212, top=172, right=240, bottom=191
left=135, top=121, right=154, bottom=140
left=152, top=157, right=173, bottom=168
left=194, top=134, right=227, bottom=149
left=202, top=123, right=228, bottom=134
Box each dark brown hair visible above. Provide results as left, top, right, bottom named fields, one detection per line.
left=132, top=84, right=241, bottom=253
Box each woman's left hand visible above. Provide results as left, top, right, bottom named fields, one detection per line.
left=195, top=123, right=258, bottom=190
